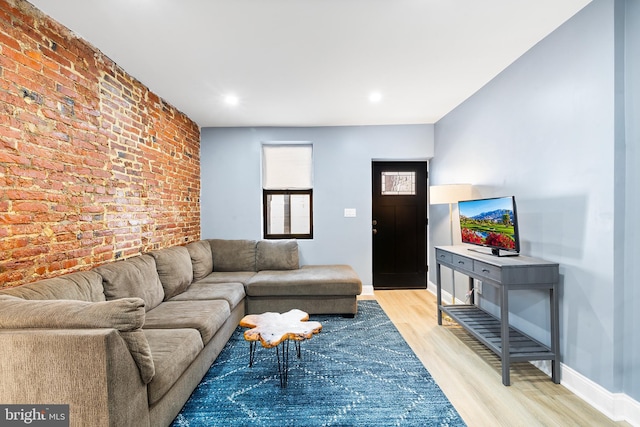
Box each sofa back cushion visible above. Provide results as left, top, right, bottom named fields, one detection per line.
left=185, top=240, right=213, bottom=281
left=95, top=255, right=164, bottom=312
left=209, top=239, right=257, bottom=272
left=256, top=239, right=299, bottom=271
left=0, top=271, right=105, bottom=302
left=149, top=246, right=193, bottom=300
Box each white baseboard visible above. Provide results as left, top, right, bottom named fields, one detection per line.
left=361, top=284, right=374, bottom=296
left=426, top=280, right=467, bottom=305
left=426, top=281, right=640, bottom=426
left=558, top=363, right=640, bottom=425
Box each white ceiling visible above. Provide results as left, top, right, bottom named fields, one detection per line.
left=28, top=0, right=591, bottom=128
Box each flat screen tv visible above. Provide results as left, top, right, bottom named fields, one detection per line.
left=458, top=196, right=520, bottom=257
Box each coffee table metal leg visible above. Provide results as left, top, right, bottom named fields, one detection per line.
left=249, top=341, right=256, bottom=367
left=276, top=340, right=290, bottom=387
left=248, top=340, right=298, bottom=387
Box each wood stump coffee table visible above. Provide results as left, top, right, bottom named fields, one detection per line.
left=239, top=309, right=322, bottom=387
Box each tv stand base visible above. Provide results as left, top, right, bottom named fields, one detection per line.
left=467, top=247, right=520, bottom=257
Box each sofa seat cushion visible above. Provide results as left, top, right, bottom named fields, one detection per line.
left=169, top=282, right=245, bottom=311
left=209, top=239, right=257, bottom=272
left=95, top=255, right=165, bottom=312
left=144, top=328, right=203, bottom=405
left=149, top=246, right=194, bottom=300
left=197, top=271, right=256, bottom=285
left=0, top=271, right=105, bottom=302
left=143, top=301, right=230, bottom=344
left=185, top=240, right=214, bottom=281
left=245, top=265, right=362, bottom=297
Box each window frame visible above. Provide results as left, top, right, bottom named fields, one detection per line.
left=262, top=189, right=313, bottom=240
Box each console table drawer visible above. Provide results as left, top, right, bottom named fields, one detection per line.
left=435, top=249, right=452, bottom=264
left=474, top=261, right=501, bottom=281
left=452, top=254, right=473, bottom=272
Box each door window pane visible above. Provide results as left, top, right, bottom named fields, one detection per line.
left=381, top=171, right=416, bottom=195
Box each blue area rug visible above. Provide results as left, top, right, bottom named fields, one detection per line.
left=171, top=300, right=466, bottom=426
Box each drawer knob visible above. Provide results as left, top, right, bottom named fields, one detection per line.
left=482, top=269, right=490, bottom=273
left=458, top=261, right=464, bottom=264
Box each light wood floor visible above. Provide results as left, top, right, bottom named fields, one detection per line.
left=365, top=289, right=630, bottom=427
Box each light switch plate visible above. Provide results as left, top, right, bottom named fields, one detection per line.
left=344, top=208, right=357, bottom=218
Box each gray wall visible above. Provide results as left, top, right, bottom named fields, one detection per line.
left=200, top=125, right=434, bottom=285
left=623, top=0, right=640, bottom=401
left=432, top=0, right=638, bottom=400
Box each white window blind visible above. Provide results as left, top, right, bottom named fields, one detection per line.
left=262, top=144, right=313, bottom=190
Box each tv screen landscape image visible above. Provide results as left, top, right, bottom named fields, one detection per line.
left=458, top=196, right=520, bottom=256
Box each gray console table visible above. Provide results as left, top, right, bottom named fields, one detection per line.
left=435, top=245, right=560, bottom=386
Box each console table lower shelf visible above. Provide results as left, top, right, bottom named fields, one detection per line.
left=441, top=304, right=555, bottom=371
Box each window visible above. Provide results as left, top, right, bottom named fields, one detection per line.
left=262, top=144, right=313, bottom=239
left=263, top=190, right=313, bottom=238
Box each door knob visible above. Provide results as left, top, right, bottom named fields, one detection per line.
left=372, top=229, right=378, bottom=235
left=372, top=220, right=377, bottom=226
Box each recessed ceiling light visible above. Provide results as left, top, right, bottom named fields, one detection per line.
left=224, top=94, right=239, bottom=106
left=369, top=92, right=382, bottom=103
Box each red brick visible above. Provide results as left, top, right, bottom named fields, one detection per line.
left=61, top=259, right=78, bottom=269
left=0, top=213, right=33, bottom=224
left=12, top=202, right=48, bottom=213
left=13, top=245, right=49, bottom=258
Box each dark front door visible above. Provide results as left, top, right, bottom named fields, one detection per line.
left=372, top=161, right=427, bottom=289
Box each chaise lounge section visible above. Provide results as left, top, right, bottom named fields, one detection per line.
left=206, top=239, right=363, bottom=316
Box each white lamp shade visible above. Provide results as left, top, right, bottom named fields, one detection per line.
left=429, top=184, right=472, bottom=205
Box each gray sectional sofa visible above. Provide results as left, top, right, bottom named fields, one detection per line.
left=0, top=239, right=362, bottom=427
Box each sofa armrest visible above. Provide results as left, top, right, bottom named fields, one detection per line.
left=0, top=296, right=155, bottom=384
left=0, top=328, right=150, bottom=427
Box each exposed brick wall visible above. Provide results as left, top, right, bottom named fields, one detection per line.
left=0, top=0, right=201, bottom=288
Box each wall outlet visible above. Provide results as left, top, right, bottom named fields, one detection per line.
left=344, top=208, right=357, bottom=217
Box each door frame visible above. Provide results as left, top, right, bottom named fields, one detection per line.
left=371, top=160, right=428, bottom=289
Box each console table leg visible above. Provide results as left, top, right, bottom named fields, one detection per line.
left=551, top=285, right=561, bottom=384
left=436, top=263, right=443, bottom=325
left=500, top=285, right=511, bottom=386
